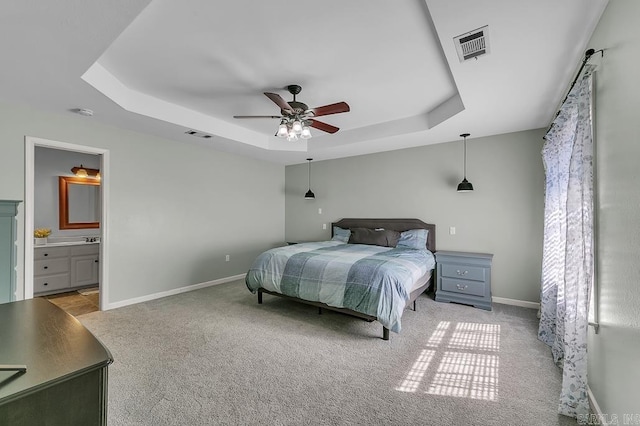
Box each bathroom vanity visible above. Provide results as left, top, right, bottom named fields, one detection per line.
left=34, top=241, right=99, bottom=295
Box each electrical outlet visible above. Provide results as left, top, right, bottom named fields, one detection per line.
left=449, top=226, right=456, bottom=235
left=322, top=223, right=327, bottom=230
left=225, top=254, right=230, bottom=262
left=318, top=208, right=322, bottom=215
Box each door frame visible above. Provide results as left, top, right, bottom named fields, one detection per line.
left=24, top=136, right=110, bottom=310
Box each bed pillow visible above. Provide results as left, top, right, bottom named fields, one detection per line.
left=331, top=226, right=351, bottom=243
left=396, top=229, right=429, bottom=250
left=348, top=227, right=400, bottom=247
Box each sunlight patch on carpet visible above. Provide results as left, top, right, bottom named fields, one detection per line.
left=396, top=321, right=500, bottom=401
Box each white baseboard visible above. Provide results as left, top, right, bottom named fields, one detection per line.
left=588, top=385, right=604, bottom=420
left=492, top=296, right=540, bottom=310
left=104, top=273, right=246, bottom=311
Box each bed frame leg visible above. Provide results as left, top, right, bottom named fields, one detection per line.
left=382, top=327, right=389, bottom=341
left=258, top=289, right=263, bottom=304
left=318, top=307, right=323, bottom=315
left=413, top=300, right=416, bottom=311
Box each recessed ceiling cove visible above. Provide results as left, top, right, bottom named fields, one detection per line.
left=82, top=0, right=459, bottom=151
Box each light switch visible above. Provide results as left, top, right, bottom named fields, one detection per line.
left=318, top=208, right=322, bottom=215
left=322, top=223, right=327, bottom=230
left=449, top=226, right=456, bottom=235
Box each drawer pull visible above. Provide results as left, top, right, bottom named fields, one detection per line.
left=456, top=284, right=468, bottom=291
left=44, top=253, right=49, bottom=257
left=43, top=283, right=48, bottom=286
left=43, top=266, right=48, bottom=270
left=456, top=270, right=468, bottom=276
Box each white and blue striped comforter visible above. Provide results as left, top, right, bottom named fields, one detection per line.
left=245, top=241, right=435, bottom=333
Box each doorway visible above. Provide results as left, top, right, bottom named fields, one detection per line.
left=24, top=136, right=110, bottom=312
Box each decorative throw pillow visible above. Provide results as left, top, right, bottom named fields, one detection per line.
left=348, top=227, right=400, bottom=247
left=331, top=226, right=351, bottom=243
left=396, top=229, right=429, bottom=250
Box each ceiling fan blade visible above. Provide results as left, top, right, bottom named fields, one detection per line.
left=264, top=92, right=294, bottom=113
left=309, top=119, right=339, bottom=134
left=309, top=102, right=350, bottom=117
left=233, top=115, right=281, bottom=119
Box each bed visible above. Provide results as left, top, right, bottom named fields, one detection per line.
left=245, top=218, right=436, bottom=340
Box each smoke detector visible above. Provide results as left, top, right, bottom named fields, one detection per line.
left=454, top=25, right=490, bottom=62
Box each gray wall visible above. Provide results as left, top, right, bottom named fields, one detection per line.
left=285, top=129, right=546, bottom=303
left=586, top=0, right=640, bottom=416
left=0, top=101, right=284, bottom=305
left=34, top=147, right=101, bottom=237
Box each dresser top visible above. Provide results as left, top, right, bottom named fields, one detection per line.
left=435, top=250, right=494, bottom=260
left=0, top=298, right=112, bottom=403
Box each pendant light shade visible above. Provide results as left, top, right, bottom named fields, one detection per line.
left=457, top=178, right=474, bottom=192
left=304, top=158, right=315, bottom=199
left=457, top=133, right=474, bottom=192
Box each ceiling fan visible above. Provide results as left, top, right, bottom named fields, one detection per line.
left=233, top=84, right=350, bottom=140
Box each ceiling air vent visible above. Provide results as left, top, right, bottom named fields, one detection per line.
left=454, top=25, right=490, bottom=62
left=185, top=130, right=213, bottom=139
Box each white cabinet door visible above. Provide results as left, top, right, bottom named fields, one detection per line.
left=71, top=255, right=99, bottom=287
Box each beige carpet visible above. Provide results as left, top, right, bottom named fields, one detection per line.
left=79, top=280, right=577, bottom=426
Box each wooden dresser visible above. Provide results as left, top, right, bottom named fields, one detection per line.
left=0, top=298, right=113, bottom=425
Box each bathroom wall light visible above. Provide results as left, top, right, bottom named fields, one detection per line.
left=71, top=165, right=100, bottom=179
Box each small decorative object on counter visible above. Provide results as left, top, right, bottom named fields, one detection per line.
left=34, top=228, right=52, bottom=245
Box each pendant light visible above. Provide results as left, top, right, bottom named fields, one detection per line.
left=457, top=133, right=474, bottom=192
left=304, top=158, right=315, bottom=199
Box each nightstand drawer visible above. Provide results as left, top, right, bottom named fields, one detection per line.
left=441, top=264, right=485, bottom=282
left=35, top=274, right=69, bottom=293
left=34, top=258, right=69, bottom=276
left=441, top=277, right=485, bottom=297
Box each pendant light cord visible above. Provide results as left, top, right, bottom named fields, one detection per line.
left=463, top=138, right=467, bottom=178
left=460, top=133, right=470, bottom=179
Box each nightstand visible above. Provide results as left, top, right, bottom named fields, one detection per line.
left=435, top=251, right=494, bottom=311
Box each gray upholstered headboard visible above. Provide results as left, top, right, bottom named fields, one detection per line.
left=331, top=218, right=436, bottom=252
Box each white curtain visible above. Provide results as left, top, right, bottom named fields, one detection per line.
left=538, top=65, right=595, bottom=418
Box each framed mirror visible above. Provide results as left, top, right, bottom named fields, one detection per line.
left=58, top=176, right=101, bottom=229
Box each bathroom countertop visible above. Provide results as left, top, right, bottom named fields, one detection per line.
left=35, top=240, right=100, bottom=248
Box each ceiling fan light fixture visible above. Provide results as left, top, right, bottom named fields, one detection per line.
left=277, top=122, right=288, bottom=138
left=234, top=85, right=348, bottom=141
